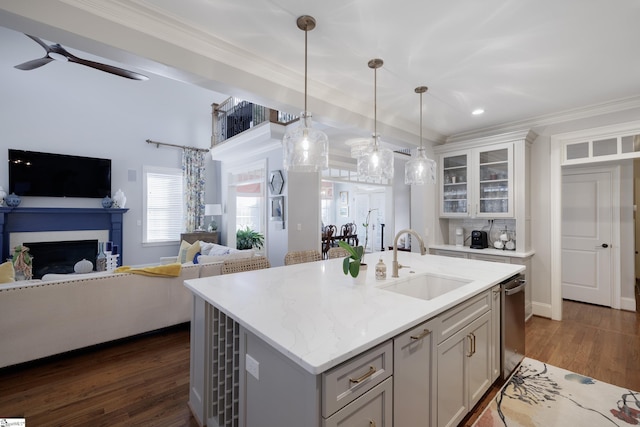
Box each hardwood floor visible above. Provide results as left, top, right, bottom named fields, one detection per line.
left=0, top=324, right=199, bottom=427
left=0, top=300, right=637, bottom=426
left=460, top=299, right=640, bottom=426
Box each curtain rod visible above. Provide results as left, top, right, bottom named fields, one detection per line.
left=145, top=139, right=209, bottom=153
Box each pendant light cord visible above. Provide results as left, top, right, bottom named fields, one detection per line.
left=374, top=65, right=377, bottom=139
left=304, top=27, right=308, bottom=113
left=419, top=91, right=423, bottom=150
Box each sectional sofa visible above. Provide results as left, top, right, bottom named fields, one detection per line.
left=0, top=241, right=255, bottom=368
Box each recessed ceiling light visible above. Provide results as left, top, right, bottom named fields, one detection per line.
left=472, top=108, right=485, bottom=115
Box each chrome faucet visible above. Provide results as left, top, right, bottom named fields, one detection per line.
left=392, top=229, right=427, bottom=278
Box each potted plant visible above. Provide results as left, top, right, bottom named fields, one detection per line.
left=236, top=226, right=264, bottom=250
left=337, top=240, right=365, bottom=278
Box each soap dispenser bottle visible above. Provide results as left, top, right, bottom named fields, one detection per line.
left=375, top=259, right=387, bottom=280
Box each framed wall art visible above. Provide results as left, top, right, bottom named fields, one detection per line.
left=270, top=196, right=284, bottom=222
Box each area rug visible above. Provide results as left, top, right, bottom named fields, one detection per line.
left=473, top=357, right=640, bottom=426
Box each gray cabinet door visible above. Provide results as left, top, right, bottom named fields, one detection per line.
left=393, top=319, right=437, bottom=427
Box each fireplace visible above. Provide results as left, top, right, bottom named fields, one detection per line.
left=25, top=239, right=99, bottom=279
left=0, top=207, right=128, bottom=268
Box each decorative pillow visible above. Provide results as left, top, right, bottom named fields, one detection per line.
left=178, top=240, right=201, bottom=264
left=198, top=241, right=216, bottom=256
left=207, top=243, right=233, bottom=256
left=193, top=252, right=202, bottom=264
left=197, top=250, right=254, bottom=264
left=0, top=261, right=15, bottom=283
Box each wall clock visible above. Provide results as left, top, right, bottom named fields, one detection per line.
left=269, top=170, right=284, bottom=195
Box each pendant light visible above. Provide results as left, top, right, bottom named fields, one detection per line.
left=282, top=15, right=328, bottom=172
left=357, top=58, right=394, bottom=181
left=405, top=86, right=437, bottom=185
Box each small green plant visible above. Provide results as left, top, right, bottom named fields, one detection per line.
left=338, top=240, right=364, bottom=278
left=236, top=226, right=265, bottom=250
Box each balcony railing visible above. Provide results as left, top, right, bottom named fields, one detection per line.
left=211, top=97, right=298, bottom=146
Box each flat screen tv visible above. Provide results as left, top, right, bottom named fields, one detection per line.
left=8, top=149, right=111, bottom=199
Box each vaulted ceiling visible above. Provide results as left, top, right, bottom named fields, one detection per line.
left=2, top=0, right=640, bottom=151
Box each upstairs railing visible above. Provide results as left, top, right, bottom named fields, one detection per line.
left=211, top=97, right=298, bottom=147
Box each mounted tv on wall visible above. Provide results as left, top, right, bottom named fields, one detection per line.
left=8, top=149, right=111, bottom=199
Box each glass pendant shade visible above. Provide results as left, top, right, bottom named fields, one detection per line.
left=359, top=58, right=394, bottom=181
left=358, top=134, right=394, bottom=180
left=282, top=15, right=328, bottom=172
left=283, top=111, right=328, bottom=172
left=405, top=147, right=437, bottom=185
left=405, top=85, right=436, bottom=185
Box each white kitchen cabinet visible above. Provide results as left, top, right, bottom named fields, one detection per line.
left=393, top=318, right=437, bottom=427
left=434, top=129, right=536, bottom=254
left=439, top=143, right=513, bottom=218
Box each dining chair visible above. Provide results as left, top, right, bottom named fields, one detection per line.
left=284, top=250, right=322, bottom=266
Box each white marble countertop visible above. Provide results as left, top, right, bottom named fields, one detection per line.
left=184, top=251, right=524, bottom=375
left=429, top=244, right=535, bottom=258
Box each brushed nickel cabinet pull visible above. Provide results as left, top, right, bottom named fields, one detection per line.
left=410, top=329, right=431, bottom=341
left=467, top=335, right=473, bottom=357
left=349, top=366, right=376, bottom=384
left=471, top=332, right=476, bottom=355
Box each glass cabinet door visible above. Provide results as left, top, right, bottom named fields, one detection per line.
left=441, top=153, right=469, bottom=216
left=476, top=144, right=512, bottom=217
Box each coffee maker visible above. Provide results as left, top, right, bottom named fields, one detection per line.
left=470, top=230, right=488, bottom=249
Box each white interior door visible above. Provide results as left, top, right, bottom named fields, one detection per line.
left=562, top=168, right=614, bottom=306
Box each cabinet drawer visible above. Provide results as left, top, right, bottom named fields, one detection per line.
left=323, top=377, right=393, bottom=427
left=322, top=340, right=393, bottom=418
left=435, top=290, right=491, bottom=344
left=432, top=249, right=469, bottom=259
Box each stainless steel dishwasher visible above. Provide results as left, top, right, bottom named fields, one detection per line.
left=501, top=274, right=526, bottom=379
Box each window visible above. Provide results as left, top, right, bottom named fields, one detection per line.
left=143, top=166, right=184, bottom=243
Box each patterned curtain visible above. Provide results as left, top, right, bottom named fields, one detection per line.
left=182, top=148, right=206, bottom=232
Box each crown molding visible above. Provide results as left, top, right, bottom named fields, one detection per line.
left=446, top=95, right=640, bottom=143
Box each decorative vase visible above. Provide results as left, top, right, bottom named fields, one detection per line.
left=96, top=242, right=107, bottom=272
left=352, top=263, right=368, bottom=284
left=101, top=196, right=112, bottom=208
left=6, top=193, right=21, bottom=207
left=74, top=259, right=94, bottom=274
left=112, top=189, right=126, bottom=208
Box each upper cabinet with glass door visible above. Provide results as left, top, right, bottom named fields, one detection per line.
left=441, top=151, right=469, bottom=216
left=439, top=142, right=513, bottom=218
left=476, top=143, right=513, bottom=217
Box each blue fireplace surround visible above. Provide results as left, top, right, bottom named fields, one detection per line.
left=0, top=207, right=128, bottom=263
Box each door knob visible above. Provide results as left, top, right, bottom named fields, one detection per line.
left=601, top=243, right=609, bottom=248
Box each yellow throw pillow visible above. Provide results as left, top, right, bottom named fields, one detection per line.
left=0, top=261, right=15, bottom=283
left=178, top=240, right=201, bottom=264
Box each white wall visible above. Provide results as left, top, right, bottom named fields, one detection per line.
left=0, top=26, right=220, bottom=266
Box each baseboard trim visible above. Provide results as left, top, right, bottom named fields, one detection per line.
left=532, top=302, right=552, bottom=319
left=620, top=296, right=637, bottom=312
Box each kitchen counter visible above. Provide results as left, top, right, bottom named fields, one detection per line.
left=430, top=244, right=535, bottom=258
left=184, top=251, right=523, bottom=375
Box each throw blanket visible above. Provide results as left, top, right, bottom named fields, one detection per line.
left=115, top=263, right=182, bottom=277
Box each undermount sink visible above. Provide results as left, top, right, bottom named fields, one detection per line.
left=379, top=273, right=472, bottom=301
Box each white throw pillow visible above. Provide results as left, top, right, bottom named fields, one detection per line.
left=198, top=241, right=216, bottom=256
left=207, top=243, right=233, bottom=256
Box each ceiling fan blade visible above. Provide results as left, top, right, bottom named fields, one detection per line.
left=14, top=56, right=54, bottom=70
left=24, top=34, right=53, bottom=53
left=67, top=56, right=149, bottom=81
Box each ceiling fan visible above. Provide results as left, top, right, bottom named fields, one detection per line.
left=14, top=34, right=149, bottom=81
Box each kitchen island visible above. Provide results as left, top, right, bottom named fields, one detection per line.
left=184, top=251, right=524, bottom=427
